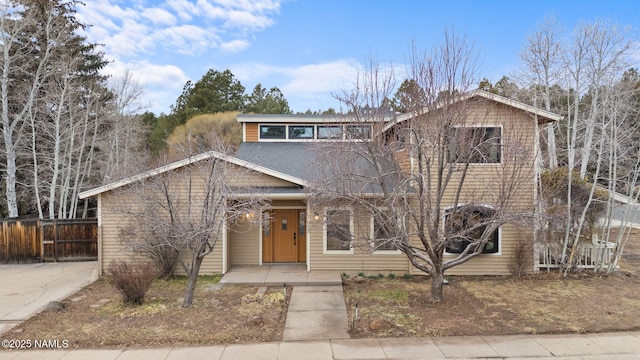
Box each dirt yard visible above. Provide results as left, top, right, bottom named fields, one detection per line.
left=1, top=276, right=290, bottom=348
left=2, top=230, right=639, bottom=348
left=344, top=229, right=640, bottom=338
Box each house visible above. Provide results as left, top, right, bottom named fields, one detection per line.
left=79, top=89, right=561, bottom=276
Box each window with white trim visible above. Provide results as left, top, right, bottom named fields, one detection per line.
left=346, top=125, right=372, bottom=140
left=444, top=205, right=499, bottom=254
left=371, top=210, right=398, bottom=252
left=289, top=125, right=314, bottom=139
left=448, top=127, right=501, bottom=163
left=324, top=208, right=353, bottom=253
left=258, top=124, right=372, bottom=141
left=260, top=125, right=286, bottom=139
left=317, top=125, right=343, bottom=139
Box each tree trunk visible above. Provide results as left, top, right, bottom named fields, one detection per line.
left=429, top=271, right=444, bottom=303
left=182, top=256, right=204, bottom=308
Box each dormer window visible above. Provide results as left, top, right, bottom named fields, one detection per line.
left=289, top=125, right=314, bottom=139
left=346, top=125, right=372, bottom=140
left=260, top=125, right=286, bottom=139
left=257, top=123, right=371, bottom=141
left=317, top=125, right=343, bottom=139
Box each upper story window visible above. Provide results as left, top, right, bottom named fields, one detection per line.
left=448, top=127, right=501, bottom=163
left=260, top=125, right=286, bottom=139
left=258, top=123, right=371, bottom=141
left=317, top=125, right=343, bottom=139
left=289, top=125, right=314, bottom=139
left=346, top=125, right=372, bottom=140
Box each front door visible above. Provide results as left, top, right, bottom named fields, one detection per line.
left=272, top=210, right=298, bottom=262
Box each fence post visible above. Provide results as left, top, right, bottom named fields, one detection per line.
left=39, top=220, right=44, bottom=262
left=54, top=219, right=58, bottom=262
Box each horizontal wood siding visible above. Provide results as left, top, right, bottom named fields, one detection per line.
left=246, top=123, right=259, bottom=142
left=308, top=205, right=409, bottom=272
left=100, top=184, right=223, bottom=276
left=232, top=170, right=295, bottom=187
left=409, top=100, right=538, bottom=275
left=229, top=220, right=260, bottom=265
left=100, top=194, right=147, bottom=272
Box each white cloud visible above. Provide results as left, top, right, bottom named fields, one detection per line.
left=142, top=7, right=177, bottom=26
left=220, top=39, right=250, bottom=53
left=166, top=0, right=198, bottom=21
left=77, top=0, right=282, bottom=59
left=283, top=60, right=362, bottom=97
left=103, top=59, right=189, bottom=114
left=155, top=25, right=220, bottom=55
left=223, top=10, right=274, bottom=29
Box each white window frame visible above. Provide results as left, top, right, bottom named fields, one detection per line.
left=258, top=124, right=373, bottom=142
left=442, top=204, right=502, bottom=256
left=259, top=124, right=287, bottom=140
left=370, top=208, right=401, bottom=254
left=323, top=207, right=354, bottom=254
left=448, top=125, right=503, bottom=165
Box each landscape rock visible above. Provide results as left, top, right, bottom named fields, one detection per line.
left=369, top=318, right=394, bottom=331
left=71, top=295, right=86, bottom=302
left=46, top=301, right=65, bottom=312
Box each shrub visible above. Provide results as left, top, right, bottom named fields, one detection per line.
left=509, top=237, right=533, bottom=277
left=108, top=261, right=159, bottom=305
left=402, top=273, right=412, bottom=280
left=388, top=273, right=396, bottom=279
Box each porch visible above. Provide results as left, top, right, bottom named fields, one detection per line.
left=219, top=264, right=342, bottom=286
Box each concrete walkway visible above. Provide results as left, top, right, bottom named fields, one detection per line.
left=283, top=286, right=349, bottom=341
left=219, top=265, right=342, bottom=286
left=1, top=332, right=639, bottom=359
left=0, top=261, right=99, bottom=335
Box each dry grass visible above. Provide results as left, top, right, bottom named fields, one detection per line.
left=2, top=276, right=290, bottom=348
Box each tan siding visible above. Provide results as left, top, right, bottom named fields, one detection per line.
left=100, top=193, right=150, bottom=273
left=231, top=169, right=297, bottom=187
left=308, top=205, right=409, bottom=272
left=229, top=220, right=260, bottom=265
left=406, top=100, right=538, bottom=276
left=99, top=176, right=224, bottom=276
left=246, top=123, right=259, bottom=142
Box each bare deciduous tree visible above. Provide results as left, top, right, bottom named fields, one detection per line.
left=111, top=141, right=267, bottom=308
left=311, top=32, right=539, bottom=303
left=518, top=16, right=563, bottom=169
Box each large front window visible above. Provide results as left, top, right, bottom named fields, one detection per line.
left=448, top=127, right=501, bottom=163
left=372, top=210, right=398, bottom=252
left=324, top=208, right=353, bottom=252
left=444, top=205, right=499, bottom=254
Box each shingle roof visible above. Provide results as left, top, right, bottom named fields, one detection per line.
left=235, top=142, right=405, bottom=195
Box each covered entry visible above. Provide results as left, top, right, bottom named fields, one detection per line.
left=262, top=209, right=306, bottom=263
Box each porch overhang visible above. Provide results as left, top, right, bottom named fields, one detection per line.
left=231, top=186, right=307, bottom=200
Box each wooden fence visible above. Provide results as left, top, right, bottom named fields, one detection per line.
left=0, top=218, right=97, bottom=264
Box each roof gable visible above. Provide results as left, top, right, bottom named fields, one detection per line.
left=78, top=151, right=306, bottom=199
left=385, top=89, right=562, bottom=132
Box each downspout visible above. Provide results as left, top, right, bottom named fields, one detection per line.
left=533, top=116, right=541, bottom=273
left=97, top=194, right=103, bottom=276
left=306, top=201, right=311, bottom=272
left=222, top=216, right=228, bottom=274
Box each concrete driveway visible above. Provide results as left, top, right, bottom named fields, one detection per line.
left=0, top=261, right=98, bottom=334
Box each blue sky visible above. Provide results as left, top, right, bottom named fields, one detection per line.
left=76, top=0, right=640, bottom=115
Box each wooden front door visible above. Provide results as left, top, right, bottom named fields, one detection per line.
left=272, top=210, right=298, bottom=262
